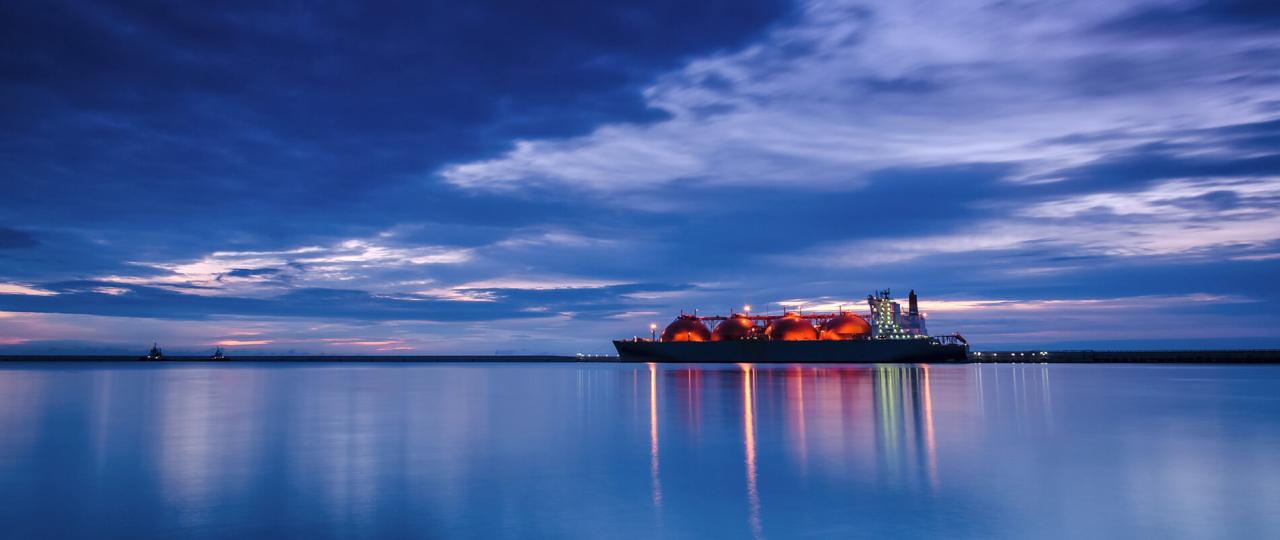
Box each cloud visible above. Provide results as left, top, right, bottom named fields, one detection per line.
left=795, top=211, right=1280, bottom=269
left=1095, top=0, right=1280, bottom=36
left=214, top=339, right=272, bottom=346
left=0, top=0, right=789, bottom=235
left=778, top=292, right=1255, bottom=317
left=0, top=283, right=57, bottom=296
left=222, top=268, right=281, bottom=279
left=0, top=279, right=696, bottom=323
left=0, top=227, right=39, bottom=249
left=439, top=0, right=1278, bottom=193
left=1022, top=177, right=1280, bottom=219
left=102, top=236, right=473, bottom=296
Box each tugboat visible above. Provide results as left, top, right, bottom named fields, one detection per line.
left=140, top=343, right=164, bottom=361
left=210, top=347, right=227, bottom=360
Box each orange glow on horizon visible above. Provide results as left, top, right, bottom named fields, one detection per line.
left=311, top=339, right=404, bottom=347
left=213, top=339, right=272, bottom=346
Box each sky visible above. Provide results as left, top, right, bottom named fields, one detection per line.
left=2, top=0, right=1279, bottom=354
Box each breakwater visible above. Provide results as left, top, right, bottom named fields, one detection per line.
left=971, top=349, right=1280, bottom=363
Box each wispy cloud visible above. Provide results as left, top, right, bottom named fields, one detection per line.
left=440, top=0, right=1276, bottom=193
left=762, top=293, right=1252, bottom=314
left=781, top=174, right=1280, bottom=267
left=96, top=236, right=473, bottom=296
left=0, top=283, right=58, bottom=296
left=214, top=339, right=273, bottom=346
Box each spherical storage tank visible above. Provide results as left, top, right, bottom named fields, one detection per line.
left=712, top=314, right=755, bottom=341
left=661, top=315, right=711, bottom=342
left=766, top=312, right=818, bottom=341
left=819, top=313, right=871, bottom=340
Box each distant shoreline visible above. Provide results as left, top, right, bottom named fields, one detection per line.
left=2, top=350, right=1280, bottom=363
left=971, top=349, right=1280, bottom=364
left=0, top=355, right=582, bottom=362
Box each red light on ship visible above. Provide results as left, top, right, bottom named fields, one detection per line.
left=661, top=315, right=711, bottom=342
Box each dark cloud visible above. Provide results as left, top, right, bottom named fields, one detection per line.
left=857, top=76, right=942, bottom=94
left=602, top=163, right=1016, bottom=272
left=1095, top=0, right=1280, bottom=36
left=0, top=0, right=790, bottom=239
left=1047, top=149, right=1280, bottom=192
left=1192, top=117, right=1280, bottom=152
left=1028, top=118, right=1280, bottom=195
left=0, top=227, right=38, bottom=249
left=224, top=268, right=281, bottom=278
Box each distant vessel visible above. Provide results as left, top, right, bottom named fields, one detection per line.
left=614, top=289, right=968, bottom=363
left=210, top=347, right=226, bottom=360
left=140, top=343, right=164, bottom=361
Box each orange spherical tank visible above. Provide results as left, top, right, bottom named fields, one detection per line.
left=712, top=314, right=755, bottom=341
left=766, top=313, right=818, bottom=341
left=661, top=315, right=710, bottom=342
left=819, top=313, right=871, bottom=340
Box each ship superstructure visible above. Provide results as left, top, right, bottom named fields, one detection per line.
left=613, top=289, right=967, bottom=363
left=140, top=343, right=164, bottom=361
left=869, top=289, right=927, bottom=338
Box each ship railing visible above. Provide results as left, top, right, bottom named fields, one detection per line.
left=696, top=312, right=875, bottom=322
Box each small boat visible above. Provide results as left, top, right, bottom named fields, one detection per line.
left=210, top=347, right=226, bottom=360
left=140, top=343, right=164, bottom=361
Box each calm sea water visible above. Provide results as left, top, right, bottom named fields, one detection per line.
left=0, top=362, right=1277, bottom=539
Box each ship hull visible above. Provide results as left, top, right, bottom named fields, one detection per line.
left=612, top=339, right=968, bottom=363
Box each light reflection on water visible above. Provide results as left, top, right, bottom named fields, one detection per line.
left=0, top=362, right=1278, bottom=539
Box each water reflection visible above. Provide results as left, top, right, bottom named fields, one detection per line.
left=786, top=366, right=806, bottom=474
left=0, top=362, right=1278, bottom=539
left=661, top=365, right=956, bottom=508
left=740, top=364, right=762, bottom=539
left=921, top=366, right=938, bottom=491
left=648, top=362, right=662, bottom=511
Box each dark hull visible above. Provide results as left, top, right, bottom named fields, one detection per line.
left=613, top=339, right=968, bottom=363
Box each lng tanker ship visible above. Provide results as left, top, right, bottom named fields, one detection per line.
left=613, top=289, right=969, bottom=363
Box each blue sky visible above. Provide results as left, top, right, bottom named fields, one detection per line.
left=2, top=0, right=1278, bottom=354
